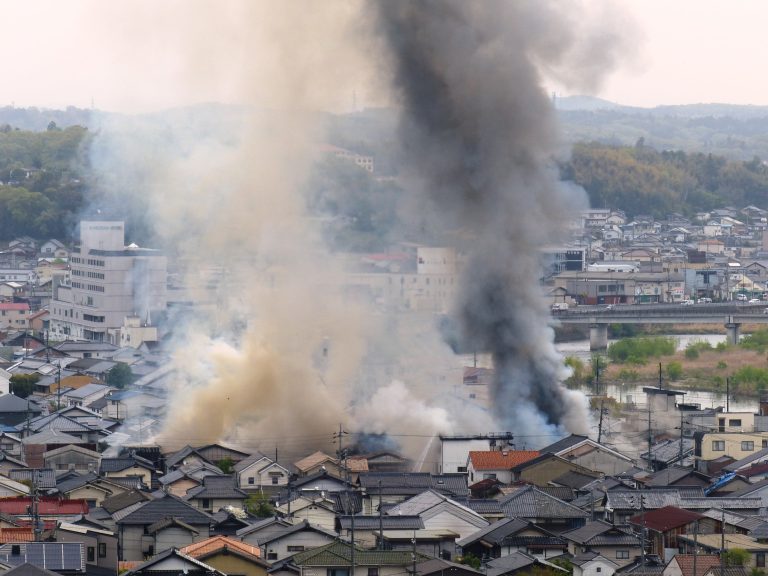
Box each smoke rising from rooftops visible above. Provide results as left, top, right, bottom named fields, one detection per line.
left=369, top=1, right=626, bottom=439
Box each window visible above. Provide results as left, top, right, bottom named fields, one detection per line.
left=328, top=570, right=349, bottom=576
left=272, top=476, right=279, bottom=485
left=267, top=552, right=278, bottom=560
left=712, top=440, right=725, bottom=451
left=729, top=419, right=742, bottom=427
left=742, top=441, right=755, bottom=451
left=758, top=553, right=765, bottom=568
left=201, top=498, right=211, bottom=509
left=616, top=551, right=629, bottom=560
left=457, top=466, right=467, bottom=473
left=87, top=547, right=95, bottom=562
left=368, top=569, right=379, bottom=576
left=596, top=569, right=602, bottom=573
left=248, top=477, right=255, bottom=485
left=98, top=543, right=107, bottom=558
left=287, top=546, right=305, bottom=552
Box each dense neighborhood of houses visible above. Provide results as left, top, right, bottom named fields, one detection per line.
left=4, top=210, right=768, bottom=576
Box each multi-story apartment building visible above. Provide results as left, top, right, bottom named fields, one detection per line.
left=49, top=221, right=167, bottom=342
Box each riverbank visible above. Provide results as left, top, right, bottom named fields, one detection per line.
left=554, top=323, right=766, bottom=343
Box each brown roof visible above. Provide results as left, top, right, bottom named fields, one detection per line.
left=294, top=451, right=337, bottom=473
left=181, top=535, right=261, bottom=560
left=670, top=555, right=721, bottom=576
left=469, top=450, right=540, bottom=471
left=346, top=457, right=369, bottom=473
left=629, top=506, right=705, bottom=532
left=0, top=528, right=34, bottom=543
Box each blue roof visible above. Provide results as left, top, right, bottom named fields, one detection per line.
left=107, top=390, right=142, bottom=401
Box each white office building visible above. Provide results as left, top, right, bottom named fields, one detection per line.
left=49, top=221, right=167, bottom=342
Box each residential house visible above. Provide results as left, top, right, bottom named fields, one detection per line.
left=275, top=494, right=339, bottom=531
left=379, top=529, right=461, bottom=560
left=184, top=475, right=248, bottom=513
left=678, top=533, right=768, bottom=569
left=293, top=451, right=344, bottom=478
left=358, top=472, right=469, bottom=510
left=336, top=514, right=424, bottom=548
left=123, top=547, right=224, bottom=576
left=510, top=453, right=601, bottom=486
left=180, top=536, right=268, bottom=576
left=457, top=517, right=567, bottom=560
left=466, top=450, right=540, bottom=484
left=43, top=445, right=100, bottom=474
left=114, top=492, right=214, bottom=560
left=499, top=486, right=589, bottom=534
left=572, top=552, right=619, bottom=576
left=0, top=303, right=29, bottom=331
left=561, top=521, right=641, bottom=567
left=256, top=519, right=338, bottom=562
left=235, top=517, right=293, bottom=547
left=52, top=521, right=118, bottom=575
left=386, top=489, right=489, bottom=539
left=233, top=452, right=289, bottom=492
left=629, top=506, right=705, bottom=562
left=281, top=541, right=431, bottom=576
left=662, top=554, right=721, bottom=576
left=99, top=455, right=156, bottom=487
left=539, top=435, right=633, bottom=476
left=0, top=395, right=43, bottom=427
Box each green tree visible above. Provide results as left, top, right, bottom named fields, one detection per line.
left=666, top=362, right=683, bottom=381
left=217, top=458, right=234, bottom=474
left=457, top=554, right=481, bottom=570
left=245, top=493, right=275, bottom=518
left=723, top=548, right=750, bottom=567
left=9, top=374, right=39, bottom=398
left=106, top=362, right=133, bottom=389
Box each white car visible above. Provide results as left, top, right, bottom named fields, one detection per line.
left=736, top=294, right=748, bottom=301
left=681, top=300, right=694, bottom=306
left=749, top=298, right=762, bottom=304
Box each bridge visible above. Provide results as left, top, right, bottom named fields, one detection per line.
left=553, top=302, right=768, bottom=350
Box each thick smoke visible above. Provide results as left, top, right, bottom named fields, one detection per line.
left=369, top=1, right=620, bottom=438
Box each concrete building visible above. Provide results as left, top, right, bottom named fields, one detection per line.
left=49, top=222, right=167, bottom=342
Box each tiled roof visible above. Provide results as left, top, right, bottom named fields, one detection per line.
left=499, top=486, right=589, bottom=519
left=0, top=497, right=88, bottom=516
left=147, top=517, right=199, bottom=535
left=485, top=551, right=536, bottom=576
left=116, top=493, right=214, bottom=526
left=337, top=515, right=423, bottom=530
left=562, top=521, right=639, bottom=546
left=538, top=434, right=590, bottom=454
left=258, top=519, right=339, bottom=545
left=100, top=490, right=151, bottom=515
left=181, top=535, right=261, bottom=560
left=294, top=451, right=337, bottom=473
left=185, top=475, right=247, bottom=500
left=457, top=517, right=530, bottom=547
left=8, top=469, right=56, bottom=490
left=468, top=450, right=540, bottom=471
left=551, top=470, right=602, bottom=490
left=232, top=452, right=269, bottom=473
left=462, top=499, right=503, bottom=515
left=99, top=455, right=154, bottom=474
left=0, top=528, right=34, bottom=543
left=671, top=554, right=721, bottom=576
left=290, top=541, right=431, bottom=567
left=629, top=506, right=705, bottom=532
left=346, top=456, right=369, bottom=472
left=358, top=472, right=469, bottom=498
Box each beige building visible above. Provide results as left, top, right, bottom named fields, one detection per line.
left=50, top=221, right=167, bottom=342
left=697, top=431, right=768, bottom=462
left=0, top=302, right=29, bottom=330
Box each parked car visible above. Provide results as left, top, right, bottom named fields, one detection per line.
left=681, top=299, right=694, bottom=305
left=736, top=293, right=748, bottom=301
left=699, top=297, right=713, bottom=303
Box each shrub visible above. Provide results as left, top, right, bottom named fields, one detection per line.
left=731, top=365, right=768, bottom=392
left=716, top=341, right=728, bottom=352
left=607, top=336, right=677, bottom=363
left=684, top=348, right=699, bottom=359
left=667, top=362, right=683, bottom=381
left=742, top=329, right=768, bottom=352
left=717, top=361, right=728, bottom=369
left=617, top=369, right=640, bottom=382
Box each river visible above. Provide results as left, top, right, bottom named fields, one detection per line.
left=555, top=333, right=759, bottom=413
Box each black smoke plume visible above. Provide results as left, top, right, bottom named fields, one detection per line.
left=371, top=1, right=598, bottom=438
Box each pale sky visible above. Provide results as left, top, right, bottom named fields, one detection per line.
left=3, top=1, right=768, bottom=113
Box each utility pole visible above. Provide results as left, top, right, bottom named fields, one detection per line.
left=679, top=408, right=685, bottom=465
left=412, top=531, right=417, bottom=576
left=720, top=508, right=725, bottom=576
left=594, top=356, right=600, bottom=396
left=597, top=400, right=605, bottom=444
left=658, top=362, right=663, bottom=389
left=378, top=480, right=384, bottom=550
left=640, top=494, right=646, bottom=567
left=693, top=519, right=698, bottom=576
left=647, top=397, right=653, bottom=472
left=726, top=378, right=730, bottom=412
left=32, top=470, right=41, bottom=542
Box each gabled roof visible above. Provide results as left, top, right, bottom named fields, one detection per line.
left=561, top=520, right=639, bottom=546
left=232, top=452, right=270, bottom=473
left=99, top=454, right=155, bottom=474
left=468, top=450, right=540, bottom=471
left=146, top=516, right=199, bottom=535
left=21, top=431, right=85, bottom=446
left=3, top=562, right=61, bottom=576
left=387, top=490, right=488, bottom=527
left=358, top=472, right=469, bottom=498
left=8, top=469, right=56, bottom=490
left=164, top=445, right=215, bottom=470
left=551, top=470, right=602, bottom=490
left=0, top=395, right=42, bottom=414
left=337, top=515, right=423, bottom=531
left=485, top=551, right=536, bottom=576
left=499, top=485, right=589, bottom=520
left=666, top=554, right=721, bottom=576
left=257, top=519, right=339, bottom=545
left=289, top=540, right=431, bottom=567
left=0, top=497, right=88, bottom=516
left=539, top=434, right=590, bottom=454
left=125, top=547, right=224, bottom=576
left=456, top=517, right=562, bottom=549
left=184, top=475, right=248, bottom=500
left=629, top=506, right=705, bottom=532
left=116, top=492, right=214, bottom=526
left=180, top=535, right=263, bottom=562
left=100, top=490, right=151, bottom=515
left=294, top=450, right=337, bottom=473
left=643, top=466, right=709, bottom=487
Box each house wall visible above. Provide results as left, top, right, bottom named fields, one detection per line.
left=154, top=526, right=205, bottom=557
left=105, top=467, right=152, bottom=485
left=192, top=496, right=244, bottom=513
left=55, top=529, right=118, bottom=574
left=568, top=543, right=640, bottom=568
left=515, top=459, right=584, bottom=485
left=574, top=559, right=617, bottom=576
left=422, top=510, right=487, bottom=540
left=561, top=449, right=632, bottom=476
left=288, top=505, right=336, bottom=531
left=301, top=566, right=406, bottom=576
left=45, top=452, right=100, bottom=473
left=167, top=478, right=199, bottom=498
left=66, top=485, right=112, bottom=507
left=262, top=531, right=337, bottom=562
left=199, top=553, right=267, bottom=576
left=700, top=432, right=768, bottom=461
